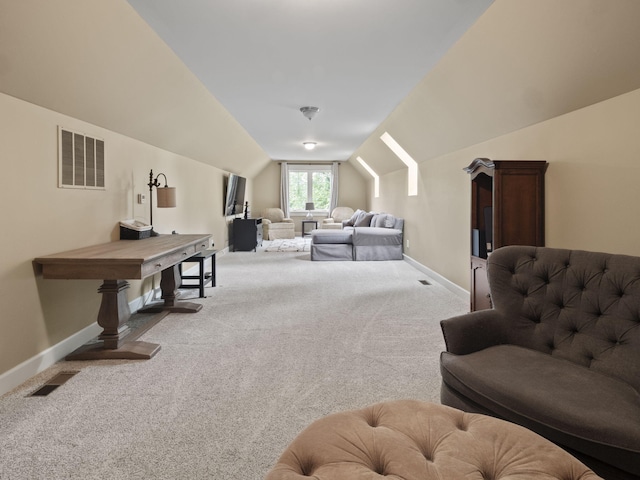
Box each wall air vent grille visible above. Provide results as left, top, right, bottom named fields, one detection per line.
left=58, top=126, right=105, bottom=189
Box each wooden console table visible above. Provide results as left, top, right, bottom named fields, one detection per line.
left=34, top=234, right=211, bottom=360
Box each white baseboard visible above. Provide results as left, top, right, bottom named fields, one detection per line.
left=403, top=254, right=470, bottom=302
left=0, top=321, right=102, bottom=397
left=0, top=291, right=158, bottom=397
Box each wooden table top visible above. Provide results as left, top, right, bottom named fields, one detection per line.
left=35, top=234, right=211, bottom=280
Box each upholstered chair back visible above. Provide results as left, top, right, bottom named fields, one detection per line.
left=330, top=207, right=355, bottom=223
left=263, top=208, right=286, bottom=223
left=487, top=246, right=640, bottom=392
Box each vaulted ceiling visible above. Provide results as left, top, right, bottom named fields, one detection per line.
left=2, top=0, right=640, bottom=178
left=125, top=0, right=493, bottom=163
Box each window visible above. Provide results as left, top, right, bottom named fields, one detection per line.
left=288, top=164, right=332, bottom=212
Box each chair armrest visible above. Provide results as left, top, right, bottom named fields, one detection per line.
left=283, top=218, right=294, bottom=223
left=440, top=310, right=509, bottom=355
left=322, top=218, right=334, bottom=224
left=262, top=219, right=272, bottom=225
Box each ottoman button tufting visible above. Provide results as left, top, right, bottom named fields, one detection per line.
left=265, top=400, right=603, bottom=480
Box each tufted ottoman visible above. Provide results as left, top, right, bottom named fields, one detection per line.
left=265, top=400, right=602, bottom=479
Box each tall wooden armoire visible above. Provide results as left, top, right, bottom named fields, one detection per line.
left=465, top=158, right=548, bottom=311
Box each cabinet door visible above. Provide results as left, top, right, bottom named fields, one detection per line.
left=493, top=162, right=546, bottom=248
left=471, top=256, right=491, bottom=311
left=233, top=219, right=257, bottom=251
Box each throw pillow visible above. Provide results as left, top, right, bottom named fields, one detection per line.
left=354, top=212, right=374, bottom=227
left=345, top=209, right=364, bottom=226
left=384, top=215, right=397, bottom=228
left=373, top=214, right=388, bottom=228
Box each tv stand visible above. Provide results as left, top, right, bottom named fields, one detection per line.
left=233, top=218, right=263, bottom=251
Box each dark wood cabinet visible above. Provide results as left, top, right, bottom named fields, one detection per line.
left=470, top=256, right=492, bottom=312
left=465, top=158, right=548, bottom=311
left=233, top=218, right=263, bottom=251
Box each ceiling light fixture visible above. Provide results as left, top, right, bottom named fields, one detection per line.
left=300, top=106, right=320, bottom=121
left=303, top=142, right=317, bottom=150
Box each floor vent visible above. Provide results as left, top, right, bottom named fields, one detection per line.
left=419, top=279, right=431, bottom=285
left=29, top=371, right=79, bottom=397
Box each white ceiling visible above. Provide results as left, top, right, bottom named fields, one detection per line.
left=126, top=0, right=494, bottom=161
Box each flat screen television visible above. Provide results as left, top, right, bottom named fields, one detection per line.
left=224, top=173, right=246, bottom=216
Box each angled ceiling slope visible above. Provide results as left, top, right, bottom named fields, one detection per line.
left=0, top=0, right=270, bottom=177
left=353, top=0, right=640, bottom=176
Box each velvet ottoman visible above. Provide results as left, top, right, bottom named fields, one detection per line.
left=265, top=400, right=601, bottom=479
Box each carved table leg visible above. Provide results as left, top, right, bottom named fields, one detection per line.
left=66, top=279, right=162, bottom=361
left=139, top=264, right=203, bottom=313
left=97, top=280, right=131, bottom=349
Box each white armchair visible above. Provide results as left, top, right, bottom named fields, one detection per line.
left=262, top=208, right=295, bottom=240
left=322, top=207, right=355, bottom=229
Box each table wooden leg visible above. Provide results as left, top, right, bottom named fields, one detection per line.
left=139, top=265, right=203, bottom=313
left=66, top=279, right=162, bottom=360
left=97, top=280, right=131, bottom=349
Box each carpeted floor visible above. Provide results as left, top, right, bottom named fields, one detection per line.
left=0, top=250, right=468, bottom=480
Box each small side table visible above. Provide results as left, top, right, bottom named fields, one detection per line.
left=179, top=249, right=217, bottom=298
left=301, top=220, right=318, bottom=237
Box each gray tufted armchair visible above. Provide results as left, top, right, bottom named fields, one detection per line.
left=440, top=245, right=640, bottom=480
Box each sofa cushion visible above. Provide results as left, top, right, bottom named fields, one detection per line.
left=371, top=213, right=394, bottom=228
left=311, top=229, right=353, bottom=244
left=440, top=344, right=640, bottom=474
left=487, top=246, right=640, bottom=393
left=354, top=212, right=374, bottom=227
left=345, top=209, right=364, bottom=226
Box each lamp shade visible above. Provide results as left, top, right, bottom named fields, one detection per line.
left=156, top=186, right=177, bottom=208
left=305, top=202, right=315, bottom=211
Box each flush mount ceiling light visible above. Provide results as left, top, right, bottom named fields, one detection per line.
left=303, top=142, right=317, bottom=150
left=300, top=106, right=320, bottom=121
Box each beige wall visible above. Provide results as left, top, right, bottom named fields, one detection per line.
left=0, top=0, right=272, bottom=179
left=0, top=92, right=240, bottom=380
left=252, top=161, right=367, bottom=232
left=365, top=88, right=640, bottom=291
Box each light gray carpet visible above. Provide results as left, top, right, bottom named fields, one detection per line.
left=0, top=250, right=467, bottom=480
